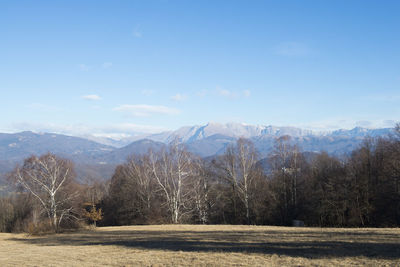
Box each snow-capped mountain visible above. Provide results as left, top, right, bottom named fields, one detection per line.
left=70, top=122, right=395, bottom=158
left=0, top=123, right=394, bottom=186
left=141, top=122, right=391, bottom=144
left=116, top=122, right=392, bottom=157
left=330, top=127, right=392, bottom=138
left=144, top=122, right=315, bottom=144
left=0, top=131, right=115, bottom=162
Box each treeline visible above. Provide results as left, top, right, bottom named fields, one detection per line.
left=1, top=126, right=399, bottom=232
left=101, top=130, right=400, bottom=227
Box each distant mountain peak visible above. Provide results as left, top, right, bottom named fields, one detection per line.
left=0, top=125, right=395, bottom=183
left=143, top=122, right=318, bottom=144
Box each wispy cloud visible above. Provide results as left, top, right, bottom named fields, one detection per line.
left=298, top=118, right=398, bottom=132
left=355, top=120, right=373, bottom=127
left=78, top=64, right=90, bottom=71
left=141, top=89, right=155, bottom=96
left=99, top=123, right=167, bottom=135
left=218, top=88, right=238, bottom=99
left=10, top=122, right=167, bottom=138
left=102, top=62, right=113, bottom=69
left=133, top=25, right=142, bottom=38
left=383, top=120, right=397, bottom=127
left=365, top=93, right=400, bottom=103
left=217, top=88, right=251, bottom=99
left=82, top=94, right=102, bottom=101
left=275, top=42, right=311, bottom=57
left=26, top=103, right=61, bottom=112
left=196, top=90, right=208, bottom=98
left=170, top=93, right=187, bottom=102
left=114, top=104, right=180, bottom=117
left=243, top=90, right=251, bottom=97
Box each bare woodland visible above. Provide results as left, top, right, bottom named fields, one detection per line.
left=0, top=125, right=400, bottom=232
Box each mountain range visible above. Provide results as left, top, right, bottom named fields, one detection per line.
left=0, top=122, right=394, bottom=188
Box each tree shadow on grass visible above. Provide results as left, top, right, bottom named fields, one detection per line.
left=7, top=229, right=400, bottom=259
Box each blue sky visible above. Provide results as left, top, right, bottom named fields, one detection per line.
left=1, top=0, right=399, bottom=138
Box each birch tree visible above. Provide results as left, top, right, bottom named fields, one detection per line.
left=192, top=159, right=214, bottom=224
left=120, top=154, right=155, bottom=215
left=217, top=138, right=260, bottom=224
left=150, top=140, right=196, bottom=224
left=10, top=153, right=78, bottom=232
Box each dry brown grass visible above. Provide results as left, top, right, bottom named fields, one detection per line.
left=0, top=224, right=399, bottom=266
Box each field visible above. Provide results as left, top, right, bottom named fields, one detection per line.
left=0, top=225, right=399, bottom=266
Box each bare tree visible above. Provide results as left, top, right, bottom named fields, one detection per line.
left=9, top=153, right=78, bottom=232
left=191, top=159, right=214, bottom=224
left=122, top=154, right=155, bottom=213
left=104, top=153, right=158, bottom=225
left=270, top=136, right=292, bottom=217
left=150, top=140, right=196, bottom=224
left=83, top=177, right=107, bottom=207
left=217, top=138, right=260, bottom=224
left=269, top=135, right=306, bottom=223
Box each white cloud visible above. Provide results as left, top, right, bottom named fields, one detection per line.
left=243, top=90, right=251, bottom=97
left=365, top=93, right=400, bottom=103
left=133, top=31, right=142, bottom=38
left=133, top=25, right=142, bottom=38
left=141, top=89, right=155, bottom=96
left=99, top=123, right=166, bottom=134
left=275, top=42, right=310, bottom=57
left=82, top=94, right=102, bottom=101
left=218, top=88, right=238, bottom=99
left=383, top=120, right=396, bottom=127
left=297, top=118, right=399, bottom=132
left=196, top=90, right=208, bottom=97
left=114, top=104, right=180, bottom=117
left=9, top=122, right=167, bottom=138
left=170, top=93, right=187, bottom=102
left=219, top=89, right=232, bottom=97
left=26, top=103, right=61, bottom=112
left=217, top=87, right=251, bottom=99
left=78, top=64, right=90, bottom=71
left=355, top=120, right=372, bottom=127
left=102, top=62, right=113, bottom=69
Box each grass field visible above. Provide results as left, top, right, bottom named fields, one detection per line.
left=0, top=225, right=399, bottom=266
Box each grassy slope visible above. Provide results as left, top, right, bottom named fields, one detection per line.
left=0, top=225, right=399, bottom=266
